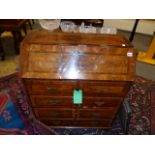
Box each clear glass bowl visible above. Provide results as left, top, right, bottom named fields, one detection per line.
left=60, top=21, right=76, bottom=32
left=39, top=19, right=60, bottom=31
left=100, top=27, right=117, bottom=34
left=79, top=25, right=96, bottom=33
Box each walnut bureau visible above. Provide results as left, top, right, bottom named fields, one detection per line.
left=20, top=30, right=136, bottom=129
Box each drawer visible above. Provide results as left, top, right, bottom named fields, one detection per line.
left=39, top=119, right=111, bottom=128
left=30, top=96, right=73, bottom=107
left=77, top=108, right=116, bottom=120
left=74, top=120, right=112, bottom=128
left=39, top=119, right=74, bottom=127
left=25, top=79, right=76, bottom=95
left=83, top=97, right=122, bottom=108
left=33, top=108, right=75, bottom=120
left=30, top=96, right=122, bottom=108
left=79, top=81, right=130, bottom=97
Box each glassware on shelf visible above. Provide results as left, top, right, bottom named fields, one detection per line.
left=100, top=27, right=117, bottom=34
left=39, top=19, right=61, bottom=31
left=60, top=21, right=76, bottom=32
left=79, top=22, right=96, bottom=33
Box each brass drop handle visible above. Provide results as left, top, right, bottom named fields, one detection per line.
left=46, top=86, right=57, bottom=92
left=48, top=100, right=60, bottom=105
left=95, top=101, right=105, bottom=106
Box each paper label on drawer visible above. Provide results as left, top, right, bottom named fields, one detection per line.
left=73, top=89, right=83, bottom=104
left=127, top=52, right=133, bottom=57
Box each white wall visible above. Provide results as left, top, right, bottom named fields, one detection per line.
left=104, top=19, right=155, bottom=35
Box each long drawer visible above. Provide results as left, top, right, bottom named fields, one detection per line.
left=39, top=119, right=74, bottom=127
left=74, top=120, right=112, bottom=128
left=40, top=119, right=112, bottom=128
left=33, top=107, right=116, bottom=122
left=30, top=95, right=122, bottom=108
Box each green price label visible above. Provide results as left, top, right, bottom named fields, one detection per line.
left=73, top=89, right=83, bottom=104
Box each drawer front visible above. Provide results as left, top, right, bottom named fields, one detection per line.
left=39, top=119, right=74, bottom=127
left=26, top=80, right=76, bottom=95
left=30, top=96, right=73, bottom=108
left=33, top=108, right=74, bottom=120
left=74, top=120, right=112, bottom=128
left=77, top=108, right=116, bottom=120
left=38, top=119, right=111, bottom=128
left=30, top=96, right=122, bottom=108
left=80, top=81, right=130, bottom=97
left=83, top=97, right=122, bottom=108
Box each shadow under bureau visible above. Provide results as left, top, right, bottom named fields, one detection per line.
left=20, top=30, right=136, bottom=129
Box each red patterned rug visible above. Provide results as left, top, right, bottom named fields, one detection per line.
left=127, top=77, right=153, bottom=134
left=0, top=72, right=54, bottom=134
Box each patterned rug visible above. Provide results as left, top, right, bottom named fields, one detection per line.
left=0, top=72, right=54, bottom=134
left=127, top=77, right=152, bottom=134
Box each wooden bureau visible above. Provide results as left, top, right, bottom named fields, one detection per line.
left=20, top=30, right=136, bottom=129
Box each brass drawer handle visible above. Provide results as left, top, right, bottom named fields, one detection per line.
left=46, top=86, right=57, bottom=92
left=48, top=100, right=60, bottom=105
left=95, top=102, right=105, bottom=106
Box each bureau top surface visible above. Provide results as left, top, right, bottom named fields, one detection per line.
left=22, top=30, right=133, bottom=47
left=20, top=30, right=136, bottom=81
